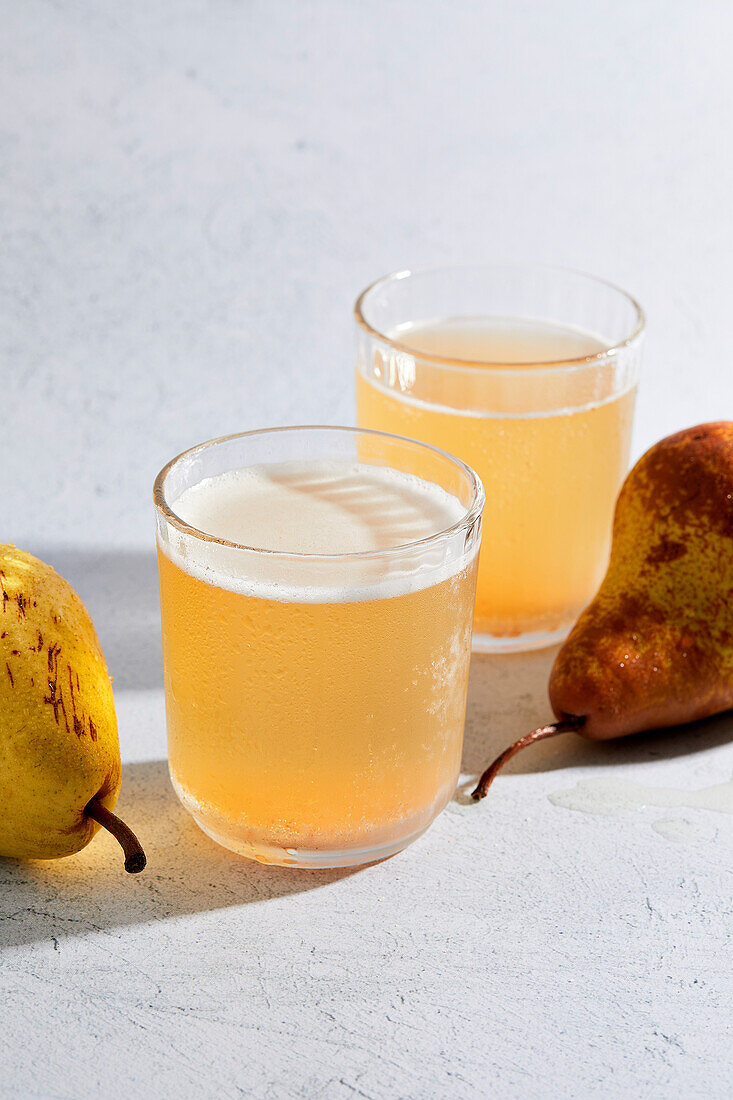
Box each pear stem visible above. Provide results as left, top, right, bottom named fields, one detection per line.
left=471, top=718, right=585, bottom=801
left=85, top=797, right=147, bottom=873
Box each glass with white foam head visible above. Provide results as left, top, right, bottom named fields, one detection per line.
left=154, top=426, right=484, bottom=868
left=355, top=265, right=645, bottom=651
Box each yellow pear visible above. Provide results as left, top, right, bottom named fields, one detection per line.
left=0, top=544, right=145, bottom=872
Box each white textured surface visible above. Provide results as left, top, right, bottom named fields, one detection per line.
left=1, top=3, right=732, bottom=1097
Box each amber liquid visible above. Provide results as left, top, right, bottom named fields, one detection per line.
left=157, top=461, right=478, bottom=865
left=357, top=317, right=636, bottom=645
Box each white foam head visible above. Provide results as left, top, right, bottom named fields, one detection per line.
left=157, top=459, right=477, bottom=603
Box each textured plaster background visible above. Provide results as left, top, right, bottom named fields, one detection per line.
left=1, top=3, right=732, bottom=1097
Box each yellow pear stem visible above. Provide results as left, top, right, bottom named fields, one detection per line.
left=85, top=797, right=147, bottom=873
left=471, top=718, right=584, bottom=801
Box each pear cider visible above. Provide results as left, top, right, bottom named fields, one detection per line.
left=355, top=267, right=644, bottom=650
left=155, top=430, right=483, bottom=868
left=357, top=317, right=635, bottom=643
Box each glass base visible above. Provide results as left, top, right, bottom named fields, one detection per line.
left=190, top=810, right=430, bottom=869
left=172, top=768, right=454, bottom=869
left=472, top=621, right=572, bottom=653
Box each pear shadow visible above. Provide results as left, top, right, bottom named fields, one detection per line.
left=0, top=760, right=360, bottom=951
left=458, top=647, right=733, bottom=801
left=29, top=547, right=162, bottom=691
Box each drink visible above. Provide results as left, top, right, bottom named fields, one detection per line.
left=155, top=429, right=483, bottom=868
left=358, top=318, right=635, bottom=640
left=355, top=268, right=644, bottom=649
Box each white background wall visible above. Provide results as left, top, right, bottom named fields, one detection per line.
left=2, top=1, right=732, bottom=551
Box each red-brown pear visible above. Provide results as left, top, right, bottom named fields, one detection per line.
left=473, top=421, right=733, bottom=799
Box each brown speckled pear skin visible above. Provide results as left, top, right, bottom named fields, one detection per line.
left=549, top=421, right=733, bottom=739
left=0, top=545, right=121, bottom=860
left=472, top=422, right=733, bottom=801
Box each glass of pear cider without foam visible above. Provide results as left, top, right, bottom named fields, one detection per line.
left=154, top=426, right=483, bottom=868
left=355, top=265, right=645, bottom=652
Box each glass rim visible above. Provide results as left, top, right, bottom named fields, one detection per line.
left=153, top=424, right=485, bottom=561
left=354, top=262, right=645, bottom=372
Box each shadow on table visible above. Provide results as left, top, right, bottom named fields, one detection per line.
left=28, top=546, right=162, bottom=691
left=458, top=647, right=733, bottom=800
left=0, top=760, right=358, bottom=951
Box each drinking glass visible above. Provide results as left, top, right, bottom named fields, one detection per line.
left=355, top=265, right=644, bottom=651
left=154, top=426, right=483, bottom=868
